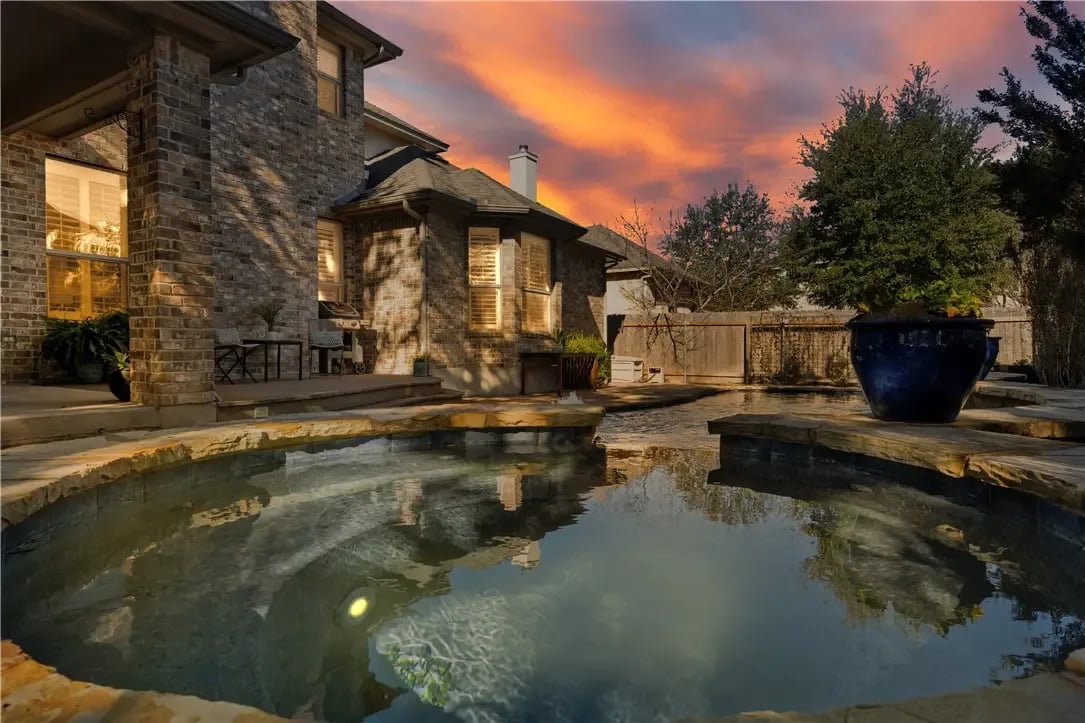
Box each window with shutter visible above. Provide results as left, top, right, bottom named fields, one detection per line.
left=44, top=158, right=127, bottom=319
left=468, top=227, right=501, bottom=330
left=521, top=233, right=551, bottom=333
left=317, top=219, right=344, bottom=302
left=317, top=36, right=343, bottom=116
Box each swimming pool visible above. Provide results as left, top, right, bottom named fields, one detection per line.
left=3, top=433, right=1082, bottom=722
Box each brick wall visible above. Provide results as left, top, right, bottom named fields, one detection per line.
left=359, top=214, right=421, bottom=373
left=560, top=242, right=606, bottom=338
left=0, top=127, right=125, bottom=381
left=211, top=0, right=367, bottom=376
left=126, top=35, right=215, bottom=412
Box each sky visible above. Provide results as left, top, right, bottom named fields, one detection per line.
left=338, top=0, right=1071, bottom=231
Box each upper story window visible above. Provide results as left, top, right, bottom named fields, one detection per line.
left=468, top=227, right=501, bottom=331
left=44, top=158, right=127, bottom=319
left=521, top=233, right=551, bottom=334
left=317, top=35, right=344, bottom=116
left=318, top=219, right=344, bottom=301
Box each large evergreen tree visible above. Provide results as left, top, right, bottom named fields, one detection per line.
left=788, top=64, right=1018, bottom=314
left=976, top=0, right=1085, bottom=387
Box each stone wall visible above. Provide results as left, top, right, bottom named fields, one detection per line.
left=211, top=0, right=367, bottom=377
left=0, top=127, right=126, bottom=381
left=560, top=242, right=606, bottom=338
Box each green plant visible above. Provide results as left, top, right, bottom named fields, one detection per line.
left=40, top=315, right=126, bottom=372
left=107, top=350, right=130, bottom=373
left=551, top=327, right=569, bottom=348
left=252, top=300, right=286, bottom=331
left=564, top=331, right=610, bottom=383
left=787, top=63, right=1019, bottom=316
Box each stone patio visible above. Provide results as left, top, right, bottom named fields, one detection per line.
left=709, top=381, right=1085, bottom=515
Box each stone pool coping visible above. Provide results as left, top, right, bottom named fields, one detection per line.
left=4, top=638, right=1082, bottom=723
left=0, top=402, right=603, bottom=529
left=709, top=412, right=1085, bottom=514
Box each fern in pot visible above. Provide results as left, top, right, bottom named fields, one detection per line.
left=40, top=314, right=126, bottom=384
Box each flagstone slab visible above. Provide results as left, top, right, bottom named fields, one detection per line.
left=709, top=413, right=1085, bottom=513
left=1, top=403, right=603, bottom=529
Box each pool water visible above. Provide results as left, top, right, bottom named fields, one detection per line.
left=3, top=438, right=1083, bottom=723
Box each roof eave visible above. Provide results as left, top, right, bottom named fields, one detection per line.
left=333, top=189, right=472, bottom=217
left=316, top=1, right=403, bottom=58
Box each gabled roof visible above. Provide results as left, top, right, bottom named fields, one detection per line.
left=579, top=225, right=672, bottom=272
left=335, top=146, right=587, bottom=239
left=364, top=102, right=448, bottom=154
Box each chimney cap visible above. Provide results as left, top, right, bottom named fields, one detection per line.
left=509, top=144, right=538, bottom=161
left=518, top=144, right=529, bottom=152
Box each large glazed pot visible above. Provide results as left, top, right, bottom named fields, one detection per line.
left=846, top=316, right=994, bottom=423
left=979, top=336, right=1001, bottom=381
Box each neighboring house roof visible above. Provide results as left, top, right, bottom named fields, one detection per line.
left=580, top=225, right=670, bottom=272
left=364, top=102, right=449, bottom=154
left=335, top=145, right=590, bottom=241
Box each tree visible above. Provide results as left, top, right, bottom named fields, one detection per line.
left=976, top=0, right=1085, bottom=387
left=787, top=64, right=1018, bottom=314
left=662, top=183, right=798, bottom=312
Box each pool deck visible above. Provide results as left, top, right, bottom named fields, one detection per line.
left=0, top=402, right=604, bottom=529
left=710, top=381, right=1085, bottom=515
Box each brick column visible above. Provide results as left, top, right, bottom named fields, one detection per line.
left=126, top=35, right=215, bottom=423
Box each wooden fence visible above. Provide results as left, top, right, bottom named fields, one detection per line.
left=608, top=307, right=1032, bottom=384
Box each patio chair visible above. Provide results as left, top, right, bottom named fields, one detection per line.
left=215, top=328, right=259, bottom=384
left=309, top=327, right=347, bottom=376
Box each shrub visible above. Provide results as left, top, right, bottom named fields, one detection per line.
left=40, top=313, right=127, bottom=372
left=564, top=331, right=611, bottom=384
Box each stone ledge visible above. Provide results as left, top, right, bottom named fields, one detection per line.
left=709, top=413, right=1085, bottom=514
left=0, top=640, right=286, bottom=722
left=0, top=403, right=604, bottom=529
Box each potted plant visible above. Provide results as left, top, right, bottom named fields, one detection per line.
left=412, top=354, right=429, bottom=377
left=106, top=351, right=131, bottom=401
left=978, top=336, right=1001, bottom=381
left=40, top=315, right=126, bottom=384
left=252, top=300, right=286, bottom=339
left=787, top=65, right=1018, bottom=423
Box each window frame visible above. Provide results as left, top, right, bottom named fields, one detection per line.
left=468, top=227, right=502, bottom=331
left=44, top=157, right=128, bottom=320
left=316, top=35, right=344, bottom=117
left=521, top=232, right=552, bottom=334
left=317, top=218, right=345, bottom=302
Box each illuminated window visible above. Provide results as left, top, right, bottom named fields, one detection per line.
left=317, top=35, right=343, bottom=116
left=45, top=158, right=127, bottom=319
left=318, top=219, right=344, bottom=301
left=522, top=233, right=551, bottom=334
left=468, top=227, right=501, bottom=330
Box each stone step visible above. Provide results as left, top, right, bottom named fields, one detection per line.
left=1, top=404, right=161, bottom=449
left=954, top=406, right=1085, bottom=440
left=708, top=412, right=1085, bottom=514
left=216, top=379, right=448, bottom=422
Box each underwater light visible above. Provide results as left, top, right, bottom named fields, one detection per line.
left=336, top=586, right=375, bottom=627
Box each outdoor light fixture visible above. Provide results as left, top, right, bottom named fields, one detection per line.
left=336, top=586, right=375, bottom=627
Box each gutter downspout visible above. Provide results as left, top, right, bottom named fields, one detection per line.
left=402, top=199, right=428, bottom=362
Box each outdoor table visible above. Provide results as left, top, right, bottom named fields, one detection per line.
left=242, top=338, right=303, bottom=381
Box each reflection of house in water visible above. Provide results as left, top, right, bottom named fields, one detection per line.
left=512, top=540, right=541, bottom=569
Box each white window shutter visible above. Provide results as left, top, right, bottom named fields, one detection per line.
left=468, top=227, right=501, bottom=329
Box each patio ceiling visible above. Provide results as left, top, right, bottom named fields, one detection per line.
left=1, top=1, right=298, bottom=139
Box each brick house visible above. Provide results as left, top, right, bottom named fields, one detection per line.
left=1, top=0, right=616, bottom=420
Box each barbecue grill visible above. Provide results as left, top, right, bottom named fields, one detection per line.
left=317, top=300, right=366, bottom=373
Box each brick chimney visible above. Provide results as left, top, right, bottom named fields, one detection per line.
left=508, top=144, right=538, bottom=201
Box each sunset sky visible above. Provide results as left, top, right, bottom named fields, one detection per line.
left=339, top=0, right=1069, bottom=230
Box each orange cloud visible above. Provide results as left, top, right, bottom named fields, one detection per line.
left=349, top=0, right=1041, bottom=232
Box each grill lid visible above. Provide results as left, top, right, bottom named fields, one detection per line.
left=318, top=300, right=360, bottom=319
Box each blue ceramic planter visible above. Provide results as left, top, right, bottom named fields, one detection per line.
left=846, top=316, right=995, bottom=423
left=979, top=336, right=1001, bottom=381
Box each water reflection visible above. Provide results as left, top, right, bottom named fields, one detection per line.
left=2, top=440, right=1083, bottom=723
